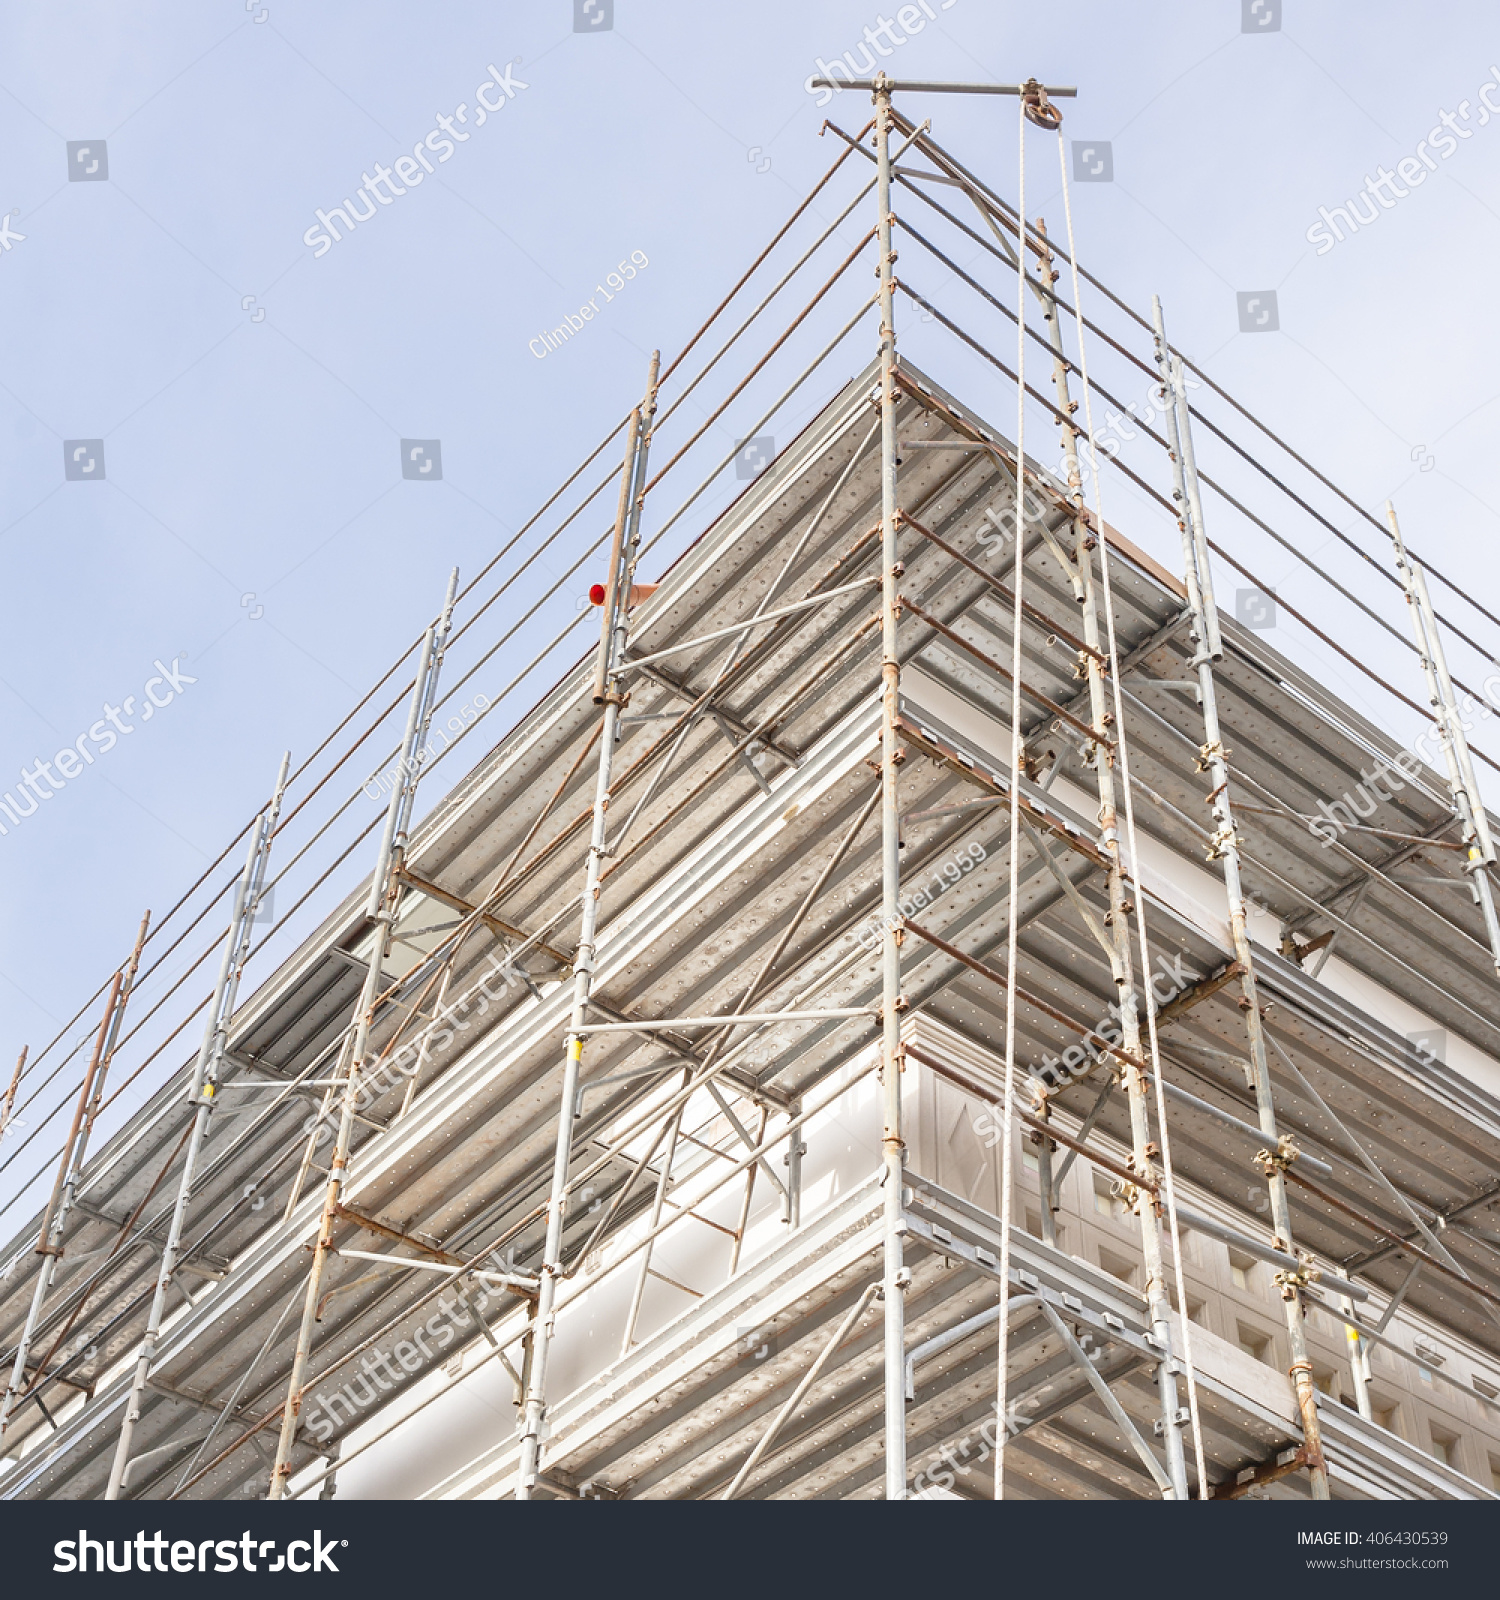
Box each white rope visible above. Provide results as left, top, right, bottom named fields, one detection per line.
left=993, top=95, right=1027, bottom=1505
left=1054, top=128, right=1209, bottom=1501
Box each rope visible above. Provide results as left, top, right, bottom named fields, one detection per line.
left=1055, top=128, right=1209, bottom=1502
left=884, top=158, right=1500, bottom=677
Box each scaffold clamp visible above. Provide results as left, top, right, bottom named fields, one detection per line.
left=1256, top=1133, right=1302, bottom=1175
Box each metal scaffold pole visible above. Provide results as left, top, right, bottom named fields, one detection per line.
left=0, top=1047, right=24, bottom=1144
left=873, top=73, right=909, bottom=1503
left=1342, top=1293, right=1374, bottom=1423
left=268, top=571, right=458, bottom=1499
left=515, top=352, right=660, bottom=1500
left=1153, top=296, right=1330, bottom=1498
left=1386, top=502, right=1500, bottom=977
left=0, top=912, right=150, bottom=1445
left=1027, top=225, right=1187, bottom=1499
left=106, top=753, right=290, bottom=1499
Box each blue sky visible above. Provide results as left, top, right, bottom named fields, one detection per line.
left=2, top=0, right=1499, bottom=1214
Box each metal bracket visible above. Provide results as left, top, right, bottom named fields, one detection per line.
left=1205, top=823, right=1239, bottom=862
left=1194, top=739, right=1227, bottom=773
left=1256, top=1134, right=1302, bottom=1175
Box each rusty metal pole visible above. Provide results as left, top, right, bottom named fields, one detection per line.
left=107, top=754, right=289, bottom=1499
left=872, top=74, right=909, bottom=1503
left=268, top=575, right=457, bottom=1499
left=1153, top=296, right=1329, bottom=1498
left=1, top=913, right=149, bottom=1443
left=0, top=1047, right=24, bottom=1146
left=516, top=354, right=660, bottom=1500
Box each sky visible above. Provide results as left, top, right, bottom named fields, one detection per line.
left=2, top=0, right=1500, bottom=1216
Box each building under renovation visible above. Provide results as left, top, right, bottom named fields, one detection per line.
left=3, top=78, right=1499, bottom=1504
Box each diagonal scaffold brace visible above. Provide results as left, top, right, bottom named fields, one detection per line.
left=106, top=752, right=290, bottom=1499
left=267, top=569, right=459, bottom=1499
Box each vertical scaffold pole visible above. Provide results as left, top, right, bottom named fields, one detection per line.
left=515, top=353, right=660, bottom=1500
left=1153, top=297, right=1329, bottom=1498
left=873, top=73, right=908, bottom=1503
left=1342, top=1293, right=1373, bottom=1422
left=1029, top=229, right=1186, bottom=1498
left=107, top=753, right=290, bottom=1499
left=0, top=912, right=150, bottom=1444
left=1386, top=503, right=1500, bottom=976
left=269, top=571, right=458, bottom=1498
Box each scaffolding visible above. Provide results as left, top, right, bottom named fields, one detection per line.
left=3, top=73, right=1500, bottom=1504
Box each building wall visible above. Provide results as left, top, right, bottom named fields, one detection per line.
left=910, top=1019, right=1500, bottom=1495
left=326, top=1028, right=1500, bottom=1498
